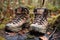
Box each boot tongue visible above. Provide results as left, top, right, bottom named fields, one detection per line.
left=33, top=14, right=43, bottom=25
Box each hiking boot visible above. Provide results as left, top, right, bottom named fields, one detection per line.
left=30, top=8, right=48, bottom=33
left=5, top=7, right=29, bottom=32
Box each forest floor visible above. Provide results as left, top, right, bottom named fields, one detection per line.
left=0, top=14, right=60, bottom=40
left=0, top=29, right=60, bottom=40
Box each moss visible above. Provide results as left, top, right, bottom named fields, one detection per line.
left=0, top=24, right=5, bottom=29
left=48, top=14, right=60, bottom=30
left=0, top=36, right=5, bottom=40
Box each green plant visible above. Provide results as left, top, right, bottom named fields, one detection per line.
left=48, top=14, right=60, bottom=30
left=26, top=5, right=35, bottom=10
left=0, top=24, right=5, bottom=29
left=47, top=3, right=59, bottom=11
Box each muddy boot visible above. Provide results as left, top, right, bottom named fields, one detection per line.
left=5, top=7, right=29, bottom=32
left=5, top=7, right=29, bottom=40
left=30, top=8, right=48, bottom=36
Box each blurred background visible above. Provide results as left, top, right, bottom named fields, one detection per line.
left=0, top=0, right=60, bottom=40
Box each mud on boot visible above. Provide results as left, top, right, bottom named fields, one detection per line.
left=5, top=7, right=29, bottom=32
left=29, top=8, right=49, bottom=36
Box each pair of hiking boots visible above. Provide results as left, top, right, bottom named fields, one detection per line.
left=5, top=7, right=48, bottom=38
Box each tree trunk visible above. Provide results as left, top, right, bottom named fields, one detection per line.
left=28, top=0, right=32, bottom=5
left=42, top=0, right=48, bottom=8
